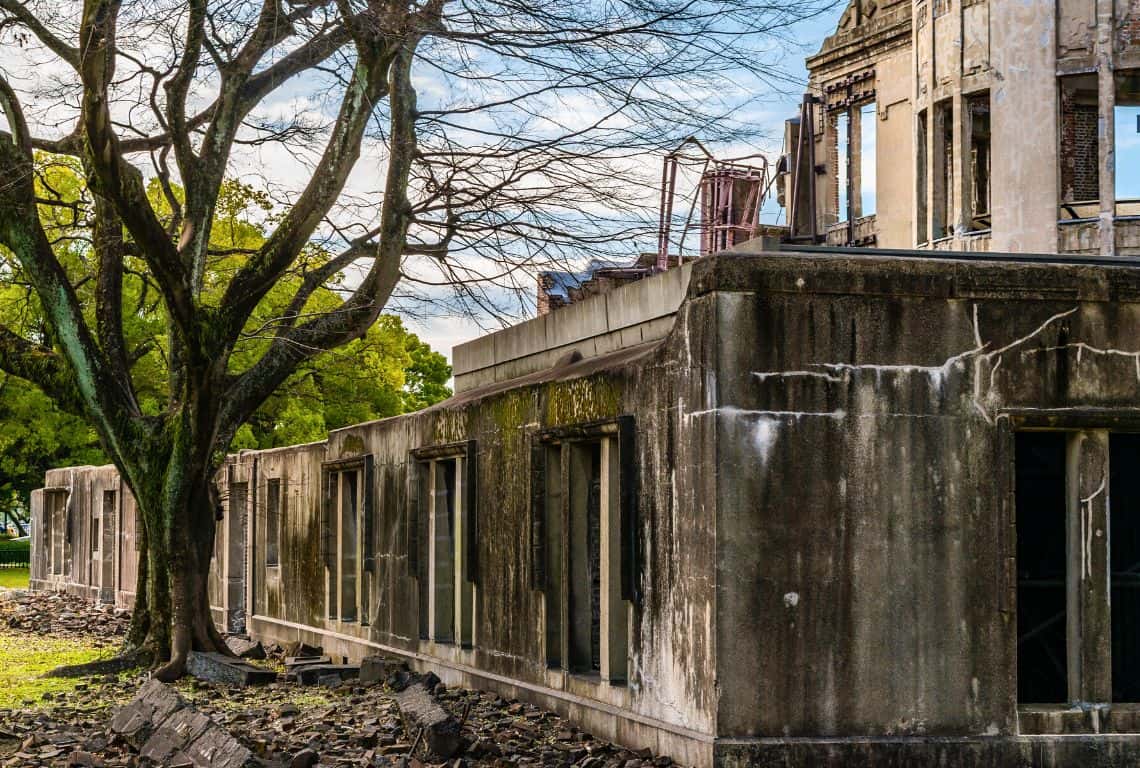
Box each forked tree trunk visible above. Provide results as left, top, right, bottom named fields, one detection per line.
left=119, top=391, right=234, bottom=679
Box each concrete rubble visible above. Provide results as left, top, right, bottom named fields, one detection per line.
left=109, top=679, right=255, bottom=767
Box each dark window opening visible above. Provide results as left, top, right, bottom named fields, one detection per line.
left=340, top=471, right=359, bottom=622
left=265, top=478, right=281, bottom=567
left=967, top=93, right=990, bottom=230
left=544, top=445, right=564, bottom=668
left=933, top=100, right=954, bottom=239
left=917, top=110, right=928, bottom=243
left=1060, top=74, right=1099, bottom=218
left=1111, top=434, right=1140, bottom=702
left=568, top=442, right=603, bottom=674
left=1016, top=431, right=1069, bottom=704
left=432, top=459, right=457, bottom=642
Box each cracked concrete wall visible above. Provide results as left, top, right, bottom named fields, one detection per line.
left=703, top=251, right=1140, bottom=746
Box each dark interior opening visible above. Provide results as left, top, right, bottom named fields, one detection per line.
left=433, top=459, right=457, bottom=642
left=569, top=441, right=602, bottom=674
left=1016, top=431, right=1069, bottom=704
left=1111, top=434, right=1140, bottom=702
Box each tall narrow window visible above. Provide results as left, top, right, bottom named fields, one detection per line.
left=341, top=471, right=359, bottom=622
left=411, top=443, right=477, bottom=646
left=100, top=490, right=116, bottom=601
left=859, top=102, right=877, bottom=217
left=265, top=478, right=281, bottom=568
left=430, top=459, right=456, bottom=642
left=917, top=110, right=928, bottom=243
left=933, top=100, right=954, bottom=238
left=1016, top=432, right=1069, bottom=704
left=536, top=421, right=634, bottom=684
left=568, top=442, right=603, bottom=674
left=966, top=93, right=990, bottom=231
left=542, top=444, right=564, bottom=668
left=836, top=111, right=850, bottom=224
left=1060, top=74, right=1099, bottom=219
left=1116, top=72, right=1140, bottom=216
left=322, top=458, right=370, bottom=623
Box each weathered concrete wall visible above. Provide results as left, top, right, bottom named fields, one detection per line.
left=990, top=0, right=1058, bottom=253
left=30, top=465, right=139, bottom=610
left=699, top=251, right=1140, bottom=758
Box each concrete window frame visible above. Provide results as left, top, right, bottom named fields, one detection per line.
left=321, top=455, right=376, bottom=626
left=532, top=416, right=638, bottom=684
left=1003, top=410, right=1140, bottom=726
left=409, top=441, right=478, bottom=648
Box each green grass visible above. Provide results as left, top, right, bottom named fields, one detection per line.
left=0, top=631, right=118, bottom=710
left=0, top=567, right=28, bottom=589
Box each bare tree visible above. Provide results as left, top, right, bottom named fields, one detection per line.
left=0, top=0, right=833, bottom=678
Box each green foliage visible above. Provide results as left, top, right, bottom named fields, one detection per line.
left=0, top=162, right=453, bottom=509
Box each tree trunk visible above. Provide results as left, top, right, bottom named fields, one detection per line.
left=118, top=386, right=234, bottom=679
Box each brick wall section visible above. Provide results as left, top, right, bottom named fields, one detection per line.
left=1060, top=90, right=1099, bottom=203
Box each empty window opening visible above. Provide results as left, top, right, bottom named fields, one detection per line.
left=917, top=110, right=929, bottom=243
left=859, top=102, right=877, bottom=217
left=933, top=100, right=954, bottom=239
left=568, top=442, right=603, bottom=674
left=100, top=491, right=116, bottom=599
left=537, top=428, right=632, bottom=684
left=48, top=491, right=66, bottom=575
left=1111, top=434, right=1140, bottom=702
left=323, top=462, right=367, bottom=623
left=340, top=471, right=359, bottom=622
left=1116, top=72, right=1140, bottom=216
left=1060, top=74, right=1100, bottom=218
left=543, top=445, right=564, bottom=668
left=430, top=458, right=457, bottom=642
left=1016, top=432, right=1069, bottom=704
left=967, top=93, right=990, bottom=230
left=227, top=482, right=248, bottom=635
left=265, top=478, right=281, bottom=567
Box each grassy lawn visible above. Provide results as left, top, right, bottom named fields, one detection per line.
left=0, top=567, right=28, bottom=589
left=0, top=631, right=119, bottom=710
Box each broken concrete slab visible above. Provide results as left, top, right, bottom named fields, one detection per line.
left=289, top=663, right=359, bottom=686
left=283, top=655, right=330, bottom=668
left=359, top=655, right=408, bottom=686
left=281, top=641, right=322, bottom=658
left=109, top=679, right=255, bottom=768
left=187, top=651, right=277, bottom=686
left=224, top=636, right=266, bottom=660
left=395, top=682, right=461, bottom=759
left=109, top=678, right=187, bottom=748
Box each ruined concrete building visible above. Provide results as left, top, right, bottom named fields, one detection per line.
left=785, top=0, right=1140, bottom=257
left=28, top=3, right=1140, bottom=767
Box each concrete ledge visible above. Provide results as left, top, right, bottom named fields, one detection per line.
left=452, top=263, right=692, bottom=393
left=714, top=734, right=1140, bottom=768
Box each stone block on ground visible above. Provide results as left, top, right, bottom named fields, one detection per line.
left=224, top=636, right=266, bottom=660
left=108, top=679, right=255, bottom=768
left=283, top=655, right=330, bottom=668
left=109, top=678, right=186, bottom=748
left=282, top=641, right=322, bottom=658
left=395, top=682, right=461, bottom=760
left=187, top=651, right=277, bottom=686
left=359, top=655, right=408, bottom=686
left=290, top=663, right=359, bottom=686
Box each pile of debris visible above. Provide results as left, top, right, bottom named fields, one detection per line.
left=0, top=593, right=684, bottom=768
left=0, top=591, right=129, bottom=646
